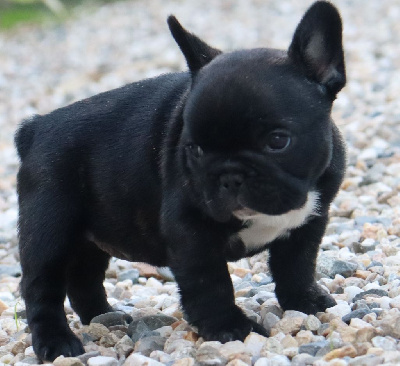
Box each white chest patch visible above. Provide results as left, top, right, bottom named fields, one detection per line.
left=233, top=191, right=320, bottom=250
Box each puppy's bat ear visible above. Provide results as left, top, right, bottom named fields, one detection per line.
left=288, top=1, right=346, bottom=98
left=167, top=15, right=222, bottom=73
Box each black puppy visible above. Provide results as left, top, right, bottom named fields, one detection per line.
left=15, top=1, right=346, bottom=361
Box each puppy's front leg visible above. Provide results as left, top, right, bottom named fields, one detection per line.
left=269, top=215, right=336, bottom=314
left=164, top=214, right=268, bottom=342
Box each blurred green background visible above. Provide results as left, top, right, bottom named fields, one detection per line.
left=0, top=0, right=125, bottom=30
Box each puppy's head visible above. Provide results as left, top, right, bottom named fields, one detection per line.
left=169, top=1, right=346, bottom=222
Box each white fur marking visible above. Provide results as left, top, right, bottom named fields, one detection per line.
left=234, top=191, right=320, bottom=250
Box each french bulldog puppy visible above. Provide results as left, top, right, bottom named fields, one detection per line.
left=15, top=1, right=346, bottom=361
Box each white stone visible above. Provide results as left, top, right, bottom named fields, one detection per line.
left=254, top=358, right=271, bottom=366
left=124, top=354, right=164, bottom=366
left=244, top=332, right=267, bottom=356
left=344, top=286, right=363, bottom=301
left=326, top=303, right=351, bottom=318
left=87, top=356, right=118, bottom=366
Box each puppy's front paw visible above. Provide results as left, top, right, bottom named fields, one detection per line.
left=277, top=284, right=336, bottom=314
left=33, top=329, right=84, bottom=361
left=195, top=306, right=269, bottom=343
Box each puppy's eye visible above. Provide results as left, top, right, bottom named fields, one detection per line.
left=266, top=132, right=291, bottom=151
left=187, top=144, right=204, bottom=158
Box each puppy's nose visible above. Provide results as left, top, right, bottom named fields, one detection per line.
left=219, top=173, right=244, bottom=193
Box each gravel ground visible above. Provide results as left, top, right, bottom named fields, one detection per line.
left=1, top=0, right=400, bottom=365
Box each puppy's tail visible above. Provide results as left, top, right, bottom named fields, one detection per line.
left=14, top=116, right=37, bottom=161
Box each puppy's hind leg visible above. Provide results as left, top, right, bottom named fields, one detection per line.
left=18, top=184, right=85, bottom=361
left=66, top=240, right=113, bottom=325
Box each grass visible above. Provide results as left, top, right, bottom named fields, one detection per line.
left=0, top=0, right=125, bottom=30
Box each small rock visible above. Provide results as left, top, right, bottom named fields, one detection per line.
left=115, top=335, right=134, bottom=357
left=77, top=352, right=101, bottom=364
left=348, top=354, right=385, bottom=366
left=11, top=341, right=26, bottom=355
left=303, top=315, right=321, bottom=332
left=125, top=353, right=164, bottom=366
left=326, top=303, right=352, bottom=318
left=244, top=333, right=267, bottom=356
left=53, top=356, right=85, bottom=366
left=291, top=353, right=317, bottom=366
left=134, top=335, right=166, bottom=356
left=127, top=315, right=177, bottom=339
left=272, top=316, right=304, bottom=335
left=353, top=289, right=389, bottom=302
left=371, top=336, right=397, bottom=350
left=81, top=324, right=110, bottom=341
left=298, top=341, right=328, bottom=356
left=117, top=269, right=140, bottom=283
left=196, top=342, right=226, bottom=365
left=262, top=312, right=280, bottom=332
left=99, top=333, right=120, bottom=347
left=352, top=239, right=377, bottom=254
left=261, top=338, right=284, bottom=354
left=295, top=330, right=314, bottom=346
left=281, top=334, right=298, bottom=349
left=19, top=356, right=40, bottom=364
left=317, top=255, right=358, bottom=278
left=219, top=340, right=247, bottom=359
left=172, top=358, right=195, bottom=366
left=87, top=356, right=117, bottom=366
left=323, top=345, right=357, bottom=361
left=260, top=304, right=283, bottom=319
left=91, top=311, right=133, bottom=328
left=254, top=358, right=271, bottom=366
left=342, top=308, right=373, bottom=324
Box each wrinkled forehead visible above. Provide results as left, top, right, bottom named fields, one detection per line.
left=184, top=51, right=331, bottom=132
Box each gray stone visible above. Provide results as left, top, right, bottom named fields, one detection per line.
left=366, top=261, right=383, bottom=269
left=262, top=312, right=280, bottom=331
left=20, top=357, right=40, bottom=364
left=91, top=311, right=133, bottom=328
left=77, top=352, right=101, bottom=365
left=342, top=308, right=373, bottom=324
left=298, top=341, right=329, bottom=356
left=260, top=304, right=283, bottom=319
left=352, top=300, right=370, bottom=311
left=126, top=320, right=151, bottom=343
left=291, top=353, right=317, bottom=366
left=252, top=274, right=273, bottom=286
left=316, top=255, right=358, bottom=278
left=117, top=269, right=140, bottom=283
left=0, top=265, right=21, bottom=278
left=196, top=343, right=226, bottom=365
left=353, top=289, right=389, bottom=302
left=348, top=355, right=385, bottom=366
left=354, top=216, right=392, bottom=228
left=352, top=240, right=377, bottom=254
left=134, top=335, right=166, bottom=356
left=127, top=315, right=176, bottom=342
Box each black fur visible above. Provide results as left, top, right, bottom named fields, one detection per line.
left=16, top=1, right=346, bottom=361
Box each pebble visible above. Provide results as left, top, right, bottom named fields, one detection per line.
left=91, top=311, right=133, bottom=328
left=125, top=353, right=164, bottom=366
left=53, top=356, right=85, bottom=366
left=244, top=333, right=267, bottom=356
left=342, top=308, right=373, bottom=323
left=298, top=341, right=329, bottom=357
left=326, top=303, right=352, bottom=318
